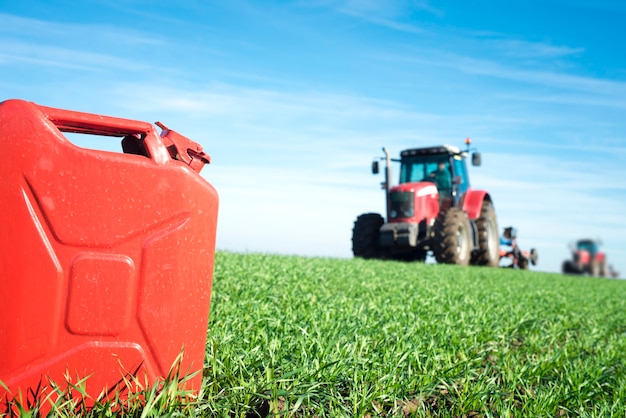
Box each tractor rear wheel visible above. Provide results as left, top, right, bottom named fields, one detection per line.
left=471, top=201, right=499, bottom=267
left=352, top=213, right=384, bottom=259
left=433, top=208, right=472, bottom=265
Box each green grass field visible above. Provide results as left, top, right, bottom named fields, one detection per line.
left=202, top=252, right=626, bottom=417
left=3, top=251, right=626, bottom=417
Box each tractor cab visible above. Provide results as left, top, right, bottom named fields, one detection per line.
left=575, top=239, right=599, bottom=256
left=397, top=145, right=479, bottom=207
left=372, top=142, right=481, bottom=209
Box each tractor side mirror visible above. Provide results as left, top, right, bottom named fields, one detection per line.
left=372, top=160, right=379, bottom=174
left=472, top=152, right=481, bottom=166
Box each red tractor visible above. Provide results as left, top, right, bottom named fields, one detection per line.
left=352, top=140, right=500, bottom=266
left=562, top=239, right=616, bottom=277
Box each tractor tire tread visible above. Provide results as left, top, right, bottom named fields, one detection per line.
left=352, top=213, right=384, bottom=259
left=471, top=201, right=499, bottom=267
left=433, top=207, right=471, bottom=265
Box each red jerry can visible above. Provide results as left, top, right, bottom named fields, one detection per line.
left=0, top=99, right=219, bottom=407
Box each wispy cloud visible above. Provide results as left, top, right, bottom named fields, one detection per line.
left=0, top=40, right=148, bottom=71
left=108, top=82, right=440, bottom=129
left=322, top=0, right=442, bottom=18
left=315, top=0, right=444, bottom=33
left=367, top=46, right=626, bottom=104
left=0, top=13, right=172, bottom=73
left=0, top=13, right=165, bottom=47
left=488, top=39, right=585, bottom=59
left=335, top=9, right=425, bottom=34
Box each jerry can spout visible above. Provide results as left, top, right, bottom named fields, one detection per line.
left=156, top=121, right=211, bottom=173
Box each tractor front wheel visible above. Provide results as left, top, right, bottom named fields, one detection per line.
left=352, top=213, right=384, bottom=259
left=433, top=208, right=472, bottom=265
left=471, top=201, right=500, bottom=267
left=588, top=260, right=600, bottom=277
left=562, top=260, right=580, bottom=274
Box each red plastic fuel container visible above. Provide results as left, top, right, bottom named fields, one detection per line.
left=0, top=99, right=219, bottom=408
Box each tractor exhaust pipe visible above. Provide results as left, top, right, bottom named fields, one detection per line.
left=383, top=147, right=391, bottom=222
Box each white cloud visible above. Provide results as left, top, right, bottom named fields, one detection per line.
left=322, top=0, right=442, bottom=19
left=0, top=13, right=166, bottom=47
left=0, top=40, right=147, bottom=71
left=489, top=39, right=585, bottom=59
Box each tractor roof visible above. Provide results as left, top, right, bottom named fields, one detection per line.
left=577, top=238, right=599, bottom=246
left=400, top=144, right=465, bottom=158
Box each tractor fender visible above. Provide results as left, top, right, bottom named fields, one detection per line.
left=461, top=189, right=491, bottom=220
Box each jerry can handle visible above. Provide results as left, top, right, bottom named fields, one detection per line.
left=38, top=104, right=210, bottom=173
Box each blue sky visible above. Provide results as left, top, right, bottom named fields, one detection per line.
left=2, top=0, right=625, bottom=277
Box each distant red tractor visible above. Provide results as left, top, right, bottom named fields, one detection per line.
left=352, top=140, right=500, bottom=266
left=562, top=239, right=617, bottom=277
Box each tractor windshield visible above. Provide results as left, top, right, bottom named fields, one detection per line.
left=400, top=155, right=451, bottom=190
left=577, top=240, right=598, bottom=256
